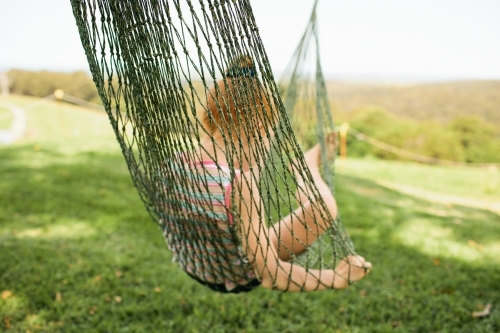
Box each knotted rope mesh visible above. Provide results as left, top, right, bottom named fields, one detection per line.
left=70, top=0, right=357, bottom=291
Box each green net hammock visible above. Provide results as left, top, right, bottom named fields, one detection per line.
left=70, top=0, right=362, bottom=292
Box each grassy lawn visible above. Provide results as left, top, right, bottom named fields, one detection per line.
left=337, top=157, right=500, bottom=207
left=0, top=106, right=13, bottom=129
left=1, top=95, right=499, bottom=332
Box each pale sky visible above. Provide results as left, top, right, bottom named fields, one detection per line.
left=1, top=0, right=499, bottom=82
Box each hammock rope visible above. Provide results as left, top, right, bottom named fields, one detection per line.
left=70, top=0, right=363, bottom=292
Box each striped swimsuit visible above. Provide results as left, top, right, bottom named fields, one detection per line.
left=157, top=155, right=258, bottom=293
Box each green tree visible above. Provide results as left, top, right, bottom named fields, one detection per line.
left=8, top=69, right=100, bottom=103
left=448, top=116, right=500, bottom=163
left=345, top=106, right=466, bottom=162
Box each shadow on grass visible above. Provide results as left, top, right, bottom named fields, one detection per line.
left=339, top=175, right=500, bottom=258
left=1, top=145, right=499, bottom=332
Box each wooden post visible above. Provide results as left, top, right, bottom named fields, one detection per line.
left=54, top=89, right=65, bottom=100
left=340, top=122, right=349, bottom=160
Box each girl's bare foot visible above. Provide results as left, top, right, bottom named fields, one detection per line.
left=333, top=255, right=372, bottom=289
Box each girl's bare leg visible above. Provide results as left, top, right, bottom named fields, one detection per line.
left=270, top=136, right=338, bottom=261
left=269, top=134, right=372, bottom=288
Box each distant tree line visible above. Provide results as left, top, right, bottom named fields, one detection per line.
left=327, top=80, right=500, bottom=125
left=8, top=69, right=100, bottom=103
left=337, top=106, right=500, bottom=164
left=6, top=70, right=500, bottom=163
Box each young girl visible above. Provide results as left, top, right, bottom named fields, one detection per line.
left=158, top=57, right=371, bottom=293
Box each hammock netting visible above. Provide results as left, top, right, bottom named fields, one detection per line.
left=70, top=0, right=358, bottom=291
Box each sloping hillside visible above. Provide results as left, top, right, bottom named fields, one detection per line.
left=327, top=80, right=500, bottom=124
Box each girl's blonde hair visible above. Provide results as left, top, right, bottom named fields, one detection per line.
left=200, top=56, right=275, bottom=138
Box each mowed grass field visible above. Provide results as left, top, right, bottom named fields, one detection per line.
left=1, top=95, right=499, bottom=332
left=0, top=105, right=14, bottom=129
left=337, top=158, right=500, bottom=203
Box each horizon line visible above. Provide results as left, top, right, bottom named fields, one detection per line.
left=2, top=66, right=500, bottom=84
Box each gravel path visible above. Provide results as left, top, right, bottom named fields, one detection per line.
left=0, top=100, right=26, bottom=145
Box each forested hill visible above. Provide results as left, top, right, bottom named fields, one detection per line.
left=327, top=80, right=500, bottom=124
left=6, top=69, right=500, bottom=125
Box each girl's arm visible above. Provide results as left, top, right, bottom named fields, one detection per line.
left=235, top=172, right=363, bottom=292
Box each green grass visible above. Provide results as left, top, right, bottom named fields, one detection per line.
left=0, top=106, right=13, bottom=129
left=337, top=157, right=500, bottom=205
left=1, top=95, right=499, bottom=332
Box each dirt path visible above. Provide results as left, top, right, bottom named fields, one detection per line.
left=376, top=179, right=500, bottom=215
left=0, top=100, right=26, bottom=144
